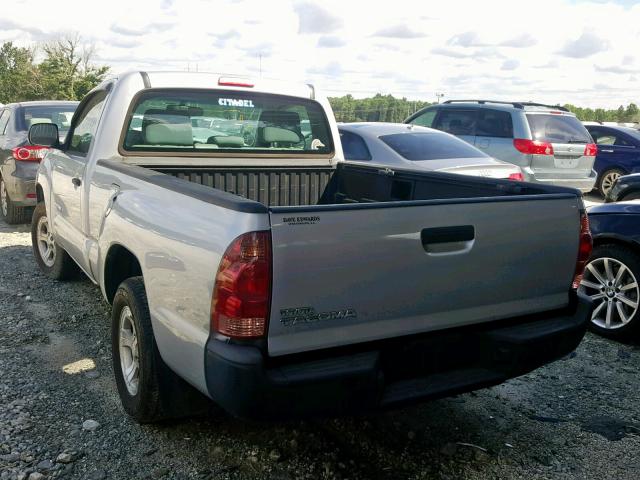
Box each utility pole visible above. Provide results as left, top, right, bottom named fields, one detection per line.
left=436, top=92, right=445, bottom=104
left=259, top=54, right=262, bottom=77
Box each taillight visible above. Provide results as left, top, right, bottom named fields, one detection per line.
left=12, top=146, right=49, bottom=162
left=513, top=139, right=554, bottom=155
left=572, top=213, right=593, bottom=289
left=211, top=231, right=271, bottom=338
left=508, top=172, right=524, bottom=181
left=584, top=143, right=598, bottom=156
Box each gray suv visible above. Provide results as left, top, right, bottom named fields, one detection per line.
left=405, top=100, right=597, bottom=192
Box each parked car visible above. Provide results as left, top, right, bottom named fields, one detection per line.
left=405, top=100, right=597, bottom=192
left=339, top=123, right=523, bottom=180
left=605, top=173, right=640, bottom=202
left=580, top=201, right=640, bottom=339
left=584, top=124, right=640, bottom=196
left=30, top=71, right=590, bottom=422
left=0, top=101, right=79, bottom=224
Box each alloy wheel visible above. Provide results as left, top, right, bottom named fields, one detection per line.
left=36, top=215, right=56, bottom=267
left=601, top=171, right=622, bottom=196
left=0, top=180, right=7, bottom=217
left=580, top=257, right=639, bottom=329
left=119, top=306, right=140, bottom=396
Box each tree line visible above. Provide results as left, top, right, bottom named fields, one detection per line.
left=329, top=95, right=640, bottom=124
left=0, top=38, right=109, bottom=104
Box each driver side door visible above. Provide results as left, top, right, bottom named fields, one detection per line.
left=50, top=91, right=108, bottom=273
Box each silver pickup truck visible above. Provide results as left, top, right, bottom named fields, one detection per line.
left=30, top=71, right=592, bottom=422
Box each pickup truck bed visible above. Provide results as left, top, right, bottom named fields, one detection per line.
left=152, top=161, right=558, bottom=207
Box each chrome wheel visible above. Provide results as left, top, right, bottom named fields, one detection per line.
left=580, top=257, right=639, bottom=330
left=119, top=306, right=140, bottom=396
left=601, top=171, right=622, bottom=196
left=36, top=215, right=56, bottom=267
left=0, top=179, right=7, bottom=217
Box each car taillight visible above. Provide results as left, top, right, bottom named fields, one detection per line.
left=584, top=143, right=598, bottom=156
left=572, top=213, right=593, bottom=290
left=12, top=146, right=49, bottom=162
left=211, top=231, right=271, bottom=338
left=513, top=139, right=554, bottom=155
left=508, top=172, right=524, bottom=181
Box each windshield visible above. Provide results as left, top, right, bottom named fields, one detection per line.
left=526, top=114, right=592, bottom=144
left=20, top=105, right=78, bottom=133
left=379, top=132, right=487, bottom=160
left=122, top=90, right=333, bottom=156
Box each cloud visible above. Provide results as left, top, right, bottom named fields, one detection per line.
left=307, top=61, right=343, bottom=77
left=240, top=42, right=273, bottom=58
left=210, top=30, right=240, bottom=47
left=293, top=2, right=342, bottom=34
left=431, top=47, right=472, bottom=59
left=372, top=25, right=426, bottom=39
left=534, top=59, right=559, bottom=69
left=501, top=59, right=520, bottom=71
left=107, top=37, right=143, bottom=49
left=558, top=32, right=609, bottom=58
left=623, top=55, right=635, bottom=65
left=317, top=35, right=346, bottom=48
left=500, top=33, right=537, bottom=48
left=447, top=31, right=486, bottom=47
left=110, top=22, right=174, bottom=37
left=594, top=64, right=639, bottom=74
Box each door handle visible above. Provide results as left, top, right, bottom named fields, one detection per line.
left=71, top=177, right=81, bottom=187
left=600, top=149, right=614, bottom=153
left=421, top=225, right=475, bottom=255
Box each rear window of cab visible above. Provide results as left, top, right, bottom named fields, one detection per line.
left=121, top=89, right=334, bottom=156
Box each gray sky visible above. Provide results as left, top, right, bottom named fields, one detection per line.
left=2, top=0, right=639, bottom=107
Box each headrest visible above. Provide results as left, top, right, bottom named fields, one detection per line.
left=262, top=126, right=300, bottom=144
left=259, top=110, right=301, bottom=129
left=144, top=123, right=193, bottom=146
left=208, top=135, right=245, bottom=148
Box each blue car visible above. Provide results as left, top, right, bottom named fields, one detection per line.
left=584, top=124, right=640, bottom=197
left=581, top=202, right=640, bottom=340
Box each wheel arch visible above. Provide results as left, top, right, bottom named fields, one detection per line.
left=103, top=243, right=143, bottom=304
left=592, top=234, right=640, bottom=252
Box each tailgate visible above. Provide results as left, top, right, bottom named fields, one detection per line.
left=267, top=196, right=581, bottom=356
left=531, top=143, right=595, bottom=178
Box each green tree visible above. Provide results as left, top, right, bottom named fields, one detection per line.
left=37, top=35, right=109, bottom=100
left=0, top=42, right=39, bottom=103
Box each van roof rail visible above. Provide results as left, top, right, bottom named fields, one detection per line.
left=442, top=100, right=570, bottom=112
left=517, top=102, right=569, bottom=112
left=442, top=100, right=524, bottom=108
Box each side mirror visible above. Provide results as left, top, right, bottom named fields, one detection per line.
left=28, top=123, right=60, bottom=148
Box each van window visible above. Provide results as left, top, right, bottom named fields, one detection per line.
left=526, top=114, right=591, bottom=144
left=433, top=109, right=477, bottom=136
left=122, top=90, right=334, bottom=156
left=476, top=110, right=513, bottom=138
left=411, top=109, right=436, bottom=128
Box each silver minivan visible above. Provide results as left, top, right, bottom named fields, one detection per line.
left=405, top=100, right=597, bottom=192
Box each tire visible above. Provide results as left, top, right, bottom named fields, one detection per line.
left=112, top=277, right=211, bottom=423
left=0, top=177, right=30, bottom=224
left=31, top=202, right=78, bottom=280
left=597, top=168, right=625, bottom=198
left=579, top=244, right=640, bottom=341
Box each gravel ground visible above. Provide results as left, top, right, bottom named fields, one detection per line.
left=1, top=212, right=639, bottom=480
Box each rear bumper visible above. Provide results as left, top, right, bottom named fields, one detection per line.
left=523, top=168, right=597, bottom=192
left=204, top=294, right=591, bottom=420
left=1, top=162, right=37, bottom=207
